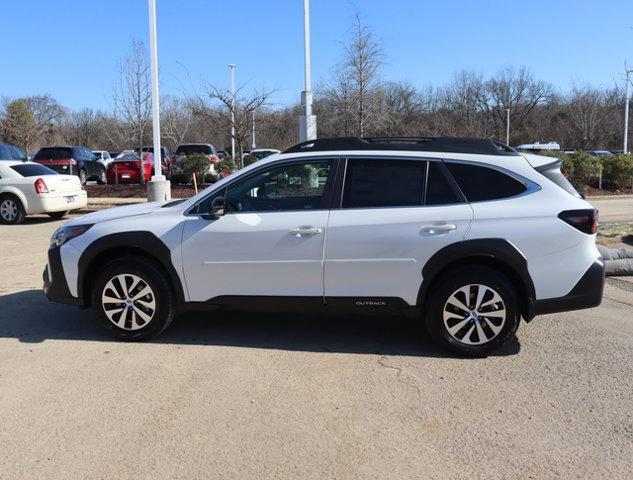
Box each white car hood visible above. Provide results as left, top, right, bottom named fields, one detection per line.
left=65, top=202, right=166, bottom=226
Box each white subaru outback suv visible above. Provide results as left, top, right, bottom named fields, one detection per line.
left=43, top=137, right=604, bottom=356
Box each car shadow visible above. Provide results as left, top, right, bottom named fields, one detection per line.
left=0, top=289, right=521, bottom=358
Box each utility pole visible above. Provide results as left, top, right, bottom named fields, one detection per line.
left=624, top=67, right=632, bottom=154
left=299, top=0, right=316, bottom=141
left=228, top=64, right=237, bottom=163
left=505, top=108, right=511, bottom=146
left=146, top=0, right=170, bottom=201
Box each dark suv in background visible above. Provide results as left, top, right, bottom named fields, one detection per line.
left=33, top=146, right=106, bottom=184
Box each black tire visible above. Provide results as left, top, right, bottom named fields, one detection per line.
left=426, top=266, right=520, bottom=357
left=78, top=169, right=88, bottom=185
left=91, top=257, right=176, bottom=341
left=48, top=211, right=68, bottom=220
left=97, top=167, right=107, bottom=185
left=0, top=194, right=26, bottom=225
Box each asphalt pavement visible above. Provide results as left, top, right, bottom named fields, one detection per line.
left=0, top=214, right=632, bottom=480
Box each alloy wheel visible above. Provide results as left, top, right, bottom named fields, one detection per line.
left=442, top=284, right=506, bottom=345
left=0, top=199, right=18, bottom=222
left=101, top=274, right=156, bottom=330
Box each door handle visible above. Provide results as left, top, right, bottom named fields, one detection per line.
left=289, top=226, right=322, bottom=237
left=420, top=223, right=457, bottom=235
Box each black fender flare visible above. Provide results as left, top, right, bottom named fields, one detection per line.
left=416, top=238, right=536, bottom=319
left=77, top=231, right=185, bottom=306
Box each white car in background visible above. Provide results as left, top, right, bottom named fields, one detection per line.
left=93, top=150, right=113, bottom=169
left=0, top=161, right=87, bottom=224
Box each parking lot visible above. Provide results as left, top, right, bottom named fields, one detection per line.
left=1, top=215, right=632, bottom=479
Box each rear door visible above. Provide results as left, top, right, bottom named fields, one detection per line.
left=324, top=157, right=473, bottom=305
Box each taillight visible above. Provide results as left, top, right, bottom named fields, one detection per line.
left=34, top=178, right=49, bottom=194
left=558, top=209, right=598, bottom=235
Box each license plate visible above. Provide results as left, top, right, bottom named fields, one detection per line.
left=66, top=196, right=76, bottom=204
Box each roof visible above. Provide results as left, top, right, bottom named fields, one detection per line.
left=283, top=137, right=518, bottom=156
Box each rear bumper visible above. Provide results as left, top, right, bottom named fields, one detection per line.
left=532, top=258, right=605, bottom=317
left=43, top=246, right=83, bottom=307
left=27, top=191, right=87, bottom=214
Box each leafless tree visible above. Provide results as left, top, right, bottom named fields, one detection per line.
left=331, top=9, right=384, bottom=136
left=160, top=95, right=192, bottom=151
left=191, top=83, right=278, bottom=168
left=60, top=108, right=106, bottom=147
left=107, top=40, right=152, bottom=181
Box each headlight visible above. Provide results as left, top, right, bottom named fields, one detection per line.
left=50, top=224, right=93, bottom=248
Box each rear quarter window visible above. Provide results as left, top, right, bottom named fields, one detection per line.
left=446, top=162, right=528, bottom=202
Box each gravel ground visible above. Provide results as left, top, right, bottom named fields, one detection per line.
left=0, top=214, right=632, bottom=480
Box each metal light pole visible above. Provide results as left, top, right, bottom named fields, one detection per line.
left=146, top=0, right=170, bottom=201
left=505, top=108, right=511, bottom=146
left=299, top=0, right=316, bottom=141
left=252, top=110, right=256, bottom=149
left=624, top=68, right=632, bottom=154
left=228, top=64, right=237, bottom=162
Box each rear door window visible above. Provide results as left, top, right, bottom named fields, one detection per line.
left=446, top=162, right=527, bottom=202
left=342, top=158, right=426, bottom=208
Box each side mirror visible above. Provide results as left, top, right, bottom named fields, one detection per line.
left=203, top=196, right=225, bottom=220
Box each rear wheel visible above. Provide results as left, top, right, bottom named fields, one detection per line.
left=48, top=211, right=68, bottom=220
left=78, top=169, right=88, bottom=185
left=0, top=194, right=26, bottom=225
left=426, top=266, right=520, bottom=356
left=92, top=257, right=175, bottom=340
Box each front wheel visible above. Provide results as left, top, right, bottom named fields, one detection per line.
left=426, top=266, right=520, bottom=357
left=91, top=257, right=175, bottom=340
left=78, top=169, right=88, bottom=185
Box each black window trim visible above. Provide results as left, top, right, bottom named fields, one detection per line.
left=442, top=158, right=541, bottom=203
left=185, top=156, right=341, bottom=216
left=337, top=155, right=466, bottom=210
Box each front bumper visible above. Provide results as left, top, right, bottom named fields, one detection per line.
left=532, top=258, right=605, bottom=316
left=43, top=246, right=83, bottom=307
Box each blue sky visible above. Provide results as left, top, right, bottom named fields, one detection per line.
left=2, top=0, right=632, bottom=111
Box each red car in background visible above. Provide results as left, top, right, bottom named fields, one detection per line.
left=136, top=146, right=174, bottom=175
left=106, top=151, right=153, bottom=184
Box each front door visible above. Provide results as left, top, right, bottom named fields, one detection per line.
left=324, top=157, right=473, bottom=305
left=181, top=158, right=336, bottom=302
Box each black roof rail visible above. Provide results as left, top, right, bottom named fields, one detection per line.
left=283, top=136, right=519, bottom=156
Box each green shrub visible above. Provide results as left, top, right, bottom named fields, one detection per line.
left=567, top=152, right=601, bottom=191
left=601, top=154, right=633, bottom=190
left=215, top=158, right=236, bottom=177
left=170, top=153, right=210, bottom=185
left=243, top=153, right=258, bottom=166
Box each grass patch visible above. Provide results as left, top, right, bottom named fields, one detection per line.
left=597, top=223, right=633, bottom=246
